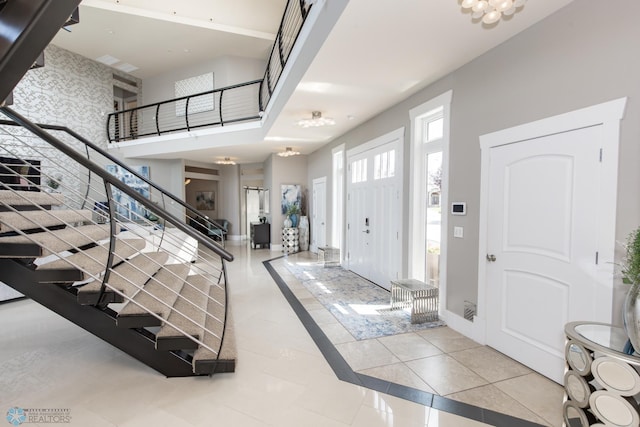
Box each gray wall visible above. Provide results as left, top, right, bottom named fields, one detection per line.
left=142, top=55, right=266, bottom=105
left=217, top=164, right=241, bottom=237
left=264, top=154, right=308, bottom=245
left=11, top=44, right=141, bottom=148
left=308, top=0, right=640, bottom=320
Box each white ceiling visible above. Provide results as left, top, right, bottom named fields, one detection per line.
left=52, top=0, right=575, bottom=164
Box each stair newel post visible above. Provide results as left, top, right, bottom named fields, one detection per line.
left=95, top=182, right=118, bottom=307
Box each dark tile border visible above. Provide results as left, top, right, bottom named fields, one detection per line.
left=264, top=257, right=545, bottom=427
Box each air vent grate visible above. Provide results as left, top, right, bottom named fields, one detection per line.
left=464, top=300, right=476, bottom=322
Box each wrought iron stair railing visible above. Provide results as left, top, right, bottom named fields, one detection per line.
left=107, top=0, right=313, bottom=143
left=0, top=106, right=236, bottom=376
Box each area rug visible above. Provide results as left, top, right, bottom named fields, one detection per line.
left=283, top=260, right=446, bottom=340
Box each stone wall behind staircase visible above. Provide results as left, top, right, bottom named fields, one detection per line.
left=9, top=44, right=141, bottom=149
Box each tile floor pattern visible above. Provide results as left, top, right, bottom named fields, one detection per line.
left=270, top=251, right=565, bottom=427
left=0, top=242, right=564, bottom=426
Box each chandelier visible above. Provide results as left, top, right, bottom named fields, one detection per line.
left=216, top=157, right=236, bottom=165
left=296, top=111, right=335, bottom=128
left=460, top=0, right=527, bottom=25
left=277, top=147, right=300, bottom=157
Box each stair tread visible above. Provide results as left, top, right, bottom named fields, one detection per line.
left=118, top=263, right=191, bottom=319
left=0, top=224, right=111, bottom=257
left=77, top=251, right=168, bottom=298
left=0, top=209, right=93, bottom=233
left=156, top=274, right=210, bottom=339
left=0, top=190, right=65, bottom=207
left=193, top=285, right=235, bottom=366
left=37, top=238, right=146, bottom=280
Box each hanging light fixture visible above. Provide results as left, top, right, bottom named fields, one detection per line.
left=296, top=111, right=335, bottom=128
left=216, top=157, right=236, bottom=165
left=460, top=0, right=527, bottom=25
left=277, top=147, right=300, bottom=157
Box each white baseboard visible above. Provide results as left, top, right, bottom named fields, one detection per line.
left=440, top=309, right=486, bottom=345
left=227, top=234, right=242, bottom=241
left=270, top=244, right=283, bottom=251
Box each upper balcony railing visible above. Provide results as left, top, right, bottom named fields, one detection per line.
left=107, top=0, right=312, bottom=144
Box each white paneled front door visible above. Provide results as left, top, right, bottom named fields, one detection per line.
left=347, top=132, right=402, bottom=290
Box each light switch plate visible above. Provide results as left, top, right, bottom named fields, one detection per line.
left=454, top=226, right=464, bottom=238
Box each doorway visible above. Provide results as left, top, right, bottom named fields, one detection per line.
left=479, top=98, right=626, bottom=382
left=113, top=86, right=137, bottom=141
left=311, top=177, right=327, bottom=252
left=244, top=187, right=264, bottom=240
left=346, top=129, right=403, bottom=290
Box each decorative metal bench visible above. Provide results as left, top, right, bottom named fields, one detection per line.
left=390, top=279, right=439, bottom=324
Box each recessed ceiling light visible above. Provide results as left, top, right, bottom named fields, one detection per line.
left=115, top=63, right=139, bottom=73
left=96, top=54, right=119, bottom=65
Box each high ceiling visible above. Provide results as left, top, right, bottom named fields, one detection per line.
left=52, top=0, right=575, bottom=164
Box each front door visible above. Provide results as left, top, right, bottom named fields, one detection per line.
left=347, top=135, right=402, bottom=289
left=485, top=125, right=608, bottom=383
left=311, top=177, right=327, bottom=252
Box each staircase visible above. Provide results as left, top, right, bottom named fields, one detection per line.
left=0, top=0, right=237, bottom=377
left=0, top=108, right=236, bottom=377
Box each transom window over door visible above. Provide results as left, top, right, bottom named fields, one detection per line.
left=351, top=158, right=367, bottom=183
left=374, top=149, right=395, bottom=180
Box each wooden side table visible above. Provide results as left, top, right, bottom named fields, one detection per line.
left=282, top=227, right=299, bottom=254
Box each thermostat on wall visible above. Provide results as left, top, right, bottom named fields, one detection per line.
left=451, top=202, right=466, bottom=216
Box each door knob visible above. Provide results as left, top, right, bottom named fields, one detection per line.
left=486, top=254, right=496, bottom=262
left=363, top=229, right=370, bottom=234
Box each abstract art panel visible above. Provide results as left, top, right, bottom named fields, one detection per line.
left=106, top=165, right=150, bottom=221
left=281, top=184, right=301, bottom=214
left=196, top=191, right=215, bottom=211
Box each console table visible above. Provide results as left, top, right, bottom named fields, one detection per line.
left=282, top=227, right=299, bottom=254
left=564, top=321, right=640, bottom=427
left=250, top=222, right=270, bottom=249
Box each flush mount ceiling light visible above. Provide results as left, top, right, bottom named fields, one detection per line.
left=216, top=157, right=236, bottom=165
left=460, top=0, right=527, bottom=25
left=296, top=111, right=335, bottom=128
left=277, top=147, right=300, bottom=157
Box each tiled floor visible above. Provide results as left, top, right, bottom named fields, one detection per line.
left=0, top=242, right=564, bottom=426
left=268, top=251, right=564, bottom=427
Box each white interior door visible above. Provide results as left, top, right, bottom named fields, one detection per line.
left=347, top=135, right=402, bottom=290
left=347, top=152, right=372, bottom=279
left=485, top=125, right=608, bottom=383
left=311, top=177, right=327, bottom=252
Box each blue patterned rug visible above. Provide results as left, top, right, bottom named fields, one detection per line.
left=283, top=260, right=446, bottom=340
